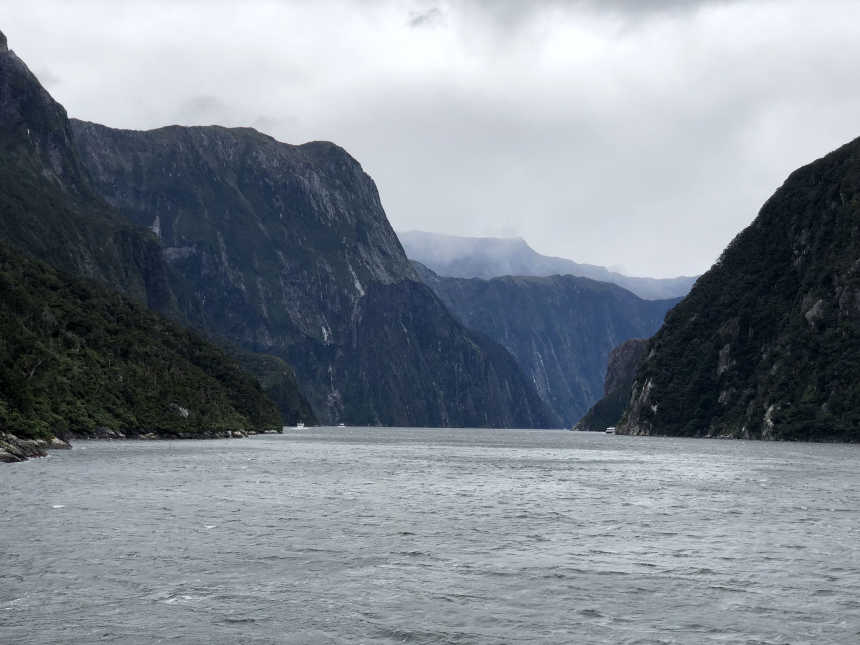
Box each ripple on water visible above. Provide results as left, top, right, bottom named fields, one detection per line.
left=2, top=429, right=859, bottom=644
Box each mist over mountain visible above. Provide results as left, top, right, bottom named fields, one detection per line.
left=400, top=230, right=697, bottom=300
left=620, top=136, right=860, bottom=441
left=413, top=262, right=677, bottom=425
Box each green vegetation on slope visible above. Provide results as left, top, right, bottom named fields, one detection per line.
left=620, top=137, right=860, bottom=441
left=0, top=243, right=281, bottom=440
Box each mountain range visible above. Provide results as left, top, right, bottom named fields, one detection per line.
left=4, top=25, right=856, bottom=447
left=399, top=230, right=697, bottom=300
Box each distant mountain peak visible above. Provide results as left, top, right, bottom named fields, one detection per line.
left=398, top=230, right=697, bottom=300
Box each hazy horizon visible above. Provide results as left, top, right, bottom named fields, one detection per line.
left=396, top=228, right=699, bottom=279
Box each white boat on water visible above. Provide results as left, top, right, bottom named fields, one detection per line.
left=337, top=423, right=346, bottom=428
left=296, top=421, right=305, bottom=429
left=605, top=426, right=616, bottom=434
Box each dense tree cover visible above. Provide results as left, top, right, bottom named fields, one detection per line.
left=620, top=137, right=860, bottom=441
left=0, top=243, right=281, bottom=440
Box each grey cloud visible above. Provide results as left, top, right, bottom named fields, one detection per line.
left=465, top=0, right=747, bottom=24
left=176, top=95, right=230, bottom=125
left=33, top=66, right=61, bottom=88
left=408, top=7, right=444, bottom=28
left=578, top=0, right=743, bottom=10
left=2, top=0, right=858, bottom=277
left=251, top=114, right=285, bottom=135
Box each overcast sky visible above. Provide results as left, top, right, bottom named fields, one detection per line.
left=4, top=0, right=860, bottom=277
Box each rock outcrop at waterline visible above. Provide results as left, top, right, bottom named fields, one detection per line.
left=619, top=136, right=860, bottom=441
left=0, top=432, right=70, bottom=463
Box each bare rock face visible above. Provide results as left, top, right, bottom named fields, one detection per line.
left=0, top=433, right=47, bottom=462
left=619, top=136, right=860, bottom=442
left=0, top=432, right=71, bottom=463
left=70, top=121, right=415, bottom=349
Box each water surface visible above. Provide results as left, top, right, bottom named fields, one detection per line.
left=2, top=428, right=859, bottom=644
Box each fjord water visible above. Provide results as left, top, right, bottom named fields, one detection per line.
left=2, top=429, right=858, bottom=644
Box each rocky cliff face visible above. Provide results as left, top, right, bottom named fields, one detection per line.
left=414, top=262, right=677, bottom=426
left=69, top=120, right=554, bottom=427
left=619, top=136, right=860, bottom=441
left=400, top=230, right=697, bottom=300
left=71, top=121, right=414, bottom=345
left=287, top=279, right=554, bottom=427
left=576, top=338, right=648, bottom=431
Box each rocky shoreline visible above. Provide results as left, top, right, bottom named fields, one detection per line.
left=0, top=432, right=71, bottom=463
left=0, top=428, right=282, bottom=463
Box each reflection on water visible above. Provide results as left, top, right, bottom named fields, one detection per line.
left=2, top=428, right=859, bottom=644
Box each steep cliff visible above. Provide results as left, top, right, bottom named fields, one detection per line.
left=288, top=280, right=555, bottom=427
left=400, top=231, right=697, bottom=300
left=69, top=120, right=554, bottom=427
left=576, top=338, right=648, bottom=431
left=71, top=121, right=414, bottom=342
left=619, top=137, right=860, bottom=441
left=414, top=262, right=677, bottom=425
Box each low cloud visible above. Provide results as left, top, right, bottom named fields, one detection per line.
left=408, top=7, right=444, bottom=28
